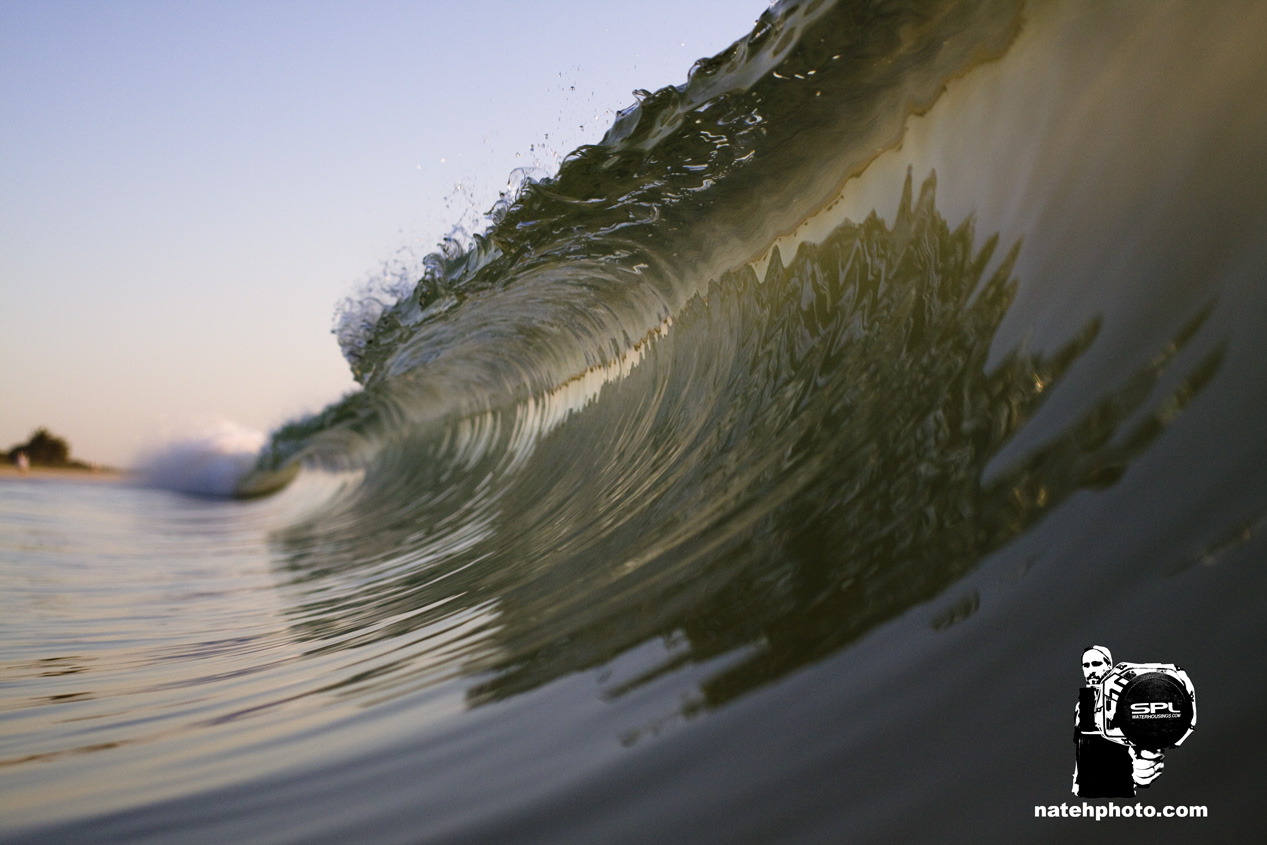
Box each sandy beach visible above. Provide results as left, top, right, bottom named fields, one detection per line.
left=0, top=464, right=129, bottom=482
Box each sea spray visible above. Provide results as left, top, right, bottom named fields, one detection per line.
left=135, top=420, right=268, bottom=497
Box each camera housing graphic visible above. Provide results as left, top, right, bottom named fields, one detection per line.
left=1094, top=663, right=1197, bottom=751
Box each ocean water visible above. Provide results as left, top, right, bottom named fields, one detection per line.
left=4, top=1, right=1267, bottom=842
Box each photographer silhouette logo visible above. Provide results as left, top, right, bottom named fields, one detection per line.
left=1072, top=645, right=1196, bottom=798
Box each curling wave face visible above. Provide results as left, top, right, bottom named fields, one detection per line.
left=267, top=169, right=1223, bottom=712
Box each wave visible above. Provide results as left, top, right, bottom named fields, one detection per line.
left=245, top=0, right=1025, bottom=484
left=264, top=168, right=1222, bottom=712
left=233, top=0, right=1244, bottom=714
left=214, top=0, right=1262, bottom=775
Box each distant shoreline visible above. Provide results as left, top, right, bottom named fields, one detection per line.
left=0, top=464, right=129, bottom=481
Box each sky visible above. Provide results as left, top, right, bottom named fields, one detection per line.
left=1, top=0, right=765, bottom=467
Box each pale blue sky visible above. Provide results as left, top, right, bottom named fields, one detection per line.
left=1, top=0, right=762, bottom=466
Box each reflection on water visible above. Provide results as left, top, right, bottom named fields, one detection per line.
left=0, top=481, right=325, bottom=820
left=271, top=173, right=1222, bottom=724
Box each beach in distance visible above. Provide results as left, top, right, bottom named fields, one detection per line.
left=0, top=464, right=125, bottom=480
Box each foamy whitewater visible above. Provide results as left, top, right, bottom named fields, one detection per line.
left=4, top=1, right=1267, bottom=842
left=134, top=421, right=269, bottom=498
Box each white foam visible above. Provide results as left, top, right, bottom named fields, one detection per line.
left=134, top=420, right=267, bottom=498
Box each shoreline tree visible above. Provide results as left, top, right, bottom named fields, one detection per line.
left=6, top=428, right=89, bottom=468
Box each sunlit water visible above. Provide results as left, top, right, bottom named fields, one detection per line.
left=4, top=1, right=1267, bottom=842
